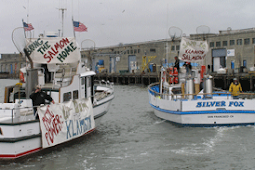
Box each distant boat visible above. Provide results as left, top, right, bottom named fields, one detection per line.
left=148, top=37, right=255, bottom=127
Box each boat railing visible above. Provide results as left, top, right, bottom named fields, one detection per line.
left=148, top=82, right=255, bottom=100
left=95, top=79, right=114, bottom=89
left=0, top=103, right=55, bottom=124
left=54, top=66, right=76, bottom=86
left=0, top=106, right=35, bottom=124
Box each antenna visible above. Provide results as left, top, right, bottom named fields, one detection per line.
left=196, top=25, right=210, bottom=40
left=168, top=26, right=182, bottom=42
left=57, top=8, right=67, bottom=37
left=166, top=26, right=182, bottom=64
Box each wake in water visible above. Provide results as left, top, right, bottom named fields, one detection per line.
left=170, top=126, right=243, bottom=156
left=154, top=119, right=166, bottom=125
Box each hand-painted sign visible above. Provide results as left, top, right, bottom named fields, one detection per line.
left=25, top=37, right=79, bottom=64
left=38, top=98, right=95, bottom=148
left=178, top=37, right=208, bottom=62
left=196, top=101, right=244, bottom=108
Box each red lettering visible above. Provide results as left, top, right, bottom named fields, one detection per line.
left=60, top=38, right=70, bottom=47
left=184, top=50, right=205, bottom=55
left=45, top=133, right=50, bottom=145
left=42, top=38, right=71, bottom=63
left=43, top=54, right=52, bottom=63
left=48, top=51, right=55, bottom=59
left=42, top=107, right=63, bottom=145
left=51, top=47, right=58, bottom=55
left=54, top=43, right=61, bottom=51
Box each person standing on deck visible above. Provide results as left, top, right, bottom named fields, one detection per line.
left=229, top=78, right=242, bottom=99
left=30, top=85, right=55, bottom=119
left=174, top=56, right=180, bottom=72
left=183, top=62, right=192, bottom=75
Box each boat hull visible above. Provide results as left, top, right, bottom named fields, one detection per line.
left=0, top=97, right=114, bottom=160
left=93, top=93, right=114, bottom=123
left=0, top=119, right=96, bottom=160
left=152, top=104, right=255, bottom=126
left=148, top=84, right=255, bottom=127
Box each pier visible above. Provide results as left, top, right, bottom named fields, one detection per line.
left=95, top=72, right=159, bottom=86
left=95, top=72, right=255, bottom=92
left=212, top=72, right=255, bottom=91
left=1, top=71, right=254, bottom=91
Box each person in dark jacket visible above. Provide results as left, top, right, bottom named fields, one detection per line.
left=183, top=62, right=192, bottom=75
left=174, top=56, right=180, bottom=72
left=30, top=85, right=54, bottom=118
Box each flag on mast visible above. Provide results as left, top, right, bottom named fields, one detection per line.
left=23, top=21, right=34, bottom=31
left=73, top=21, right=87, bottom=32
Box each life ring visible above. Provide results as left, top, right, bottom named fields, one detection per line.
left=169, top=67, right=173, bottom=75
left=19, top=71, right=25, bottom=83
left=174, top=76, right=178, bottom=84
left=169, top=77, right=173, bottom=84
left=173, top=67, right=178, bottom=76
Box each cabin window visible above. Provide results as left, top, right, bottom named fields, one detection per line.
left=252, top=38, right=255, bottom=44
left=171, top=46, right=175, bottom=51
left=81, top=77, right=85, bottom=85
left=63, top=92, right=71, bottom=102
left=73, top=90, right=79, bottom=99
left=13, top=91, right=26, bottom=102
left=87, top=77, right=91, bottom=88
left=176, top=45, right=180, bottom=50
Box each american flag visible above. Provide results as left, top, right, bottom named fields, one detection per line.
left=23, top=22, right=34, bottom=31
left=73, top=21, right=87, bottom=32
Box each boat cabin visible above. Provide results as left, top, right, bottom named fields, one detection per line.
left=4, top=62, right=95, bottom=108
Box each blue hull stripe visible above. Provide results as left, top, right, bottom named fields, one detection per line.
left=150, top=103, right=255, bottom=127
left=167, top=121, right=255, bottom=127
left=149, top=103, right=255, bottom=115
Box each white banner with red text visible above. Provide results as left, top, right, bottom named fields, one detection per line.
left=25, top=37, right=80, bottom=64
left=178, top=37, right=208, bottom=62
left=38, top=98, right=95, bottom=148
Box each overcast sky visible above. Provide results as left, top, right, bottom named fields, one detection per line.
left=1, top=0, right=255, bottom=53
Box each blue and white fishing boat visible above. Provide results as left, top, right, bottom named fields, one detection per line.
left=148, top=37, right=255, bottom=127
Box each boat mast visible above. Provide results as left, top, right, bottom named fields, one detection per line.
left=58, top=8, right=67, bottom=37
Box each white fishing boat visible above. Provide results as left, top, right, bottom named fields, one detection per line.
left=148, top=37, right=255, bottom=127
left=0, top=34, right=114, bottom=159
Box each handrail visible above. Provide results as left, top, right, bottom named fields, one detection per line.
left=94, top=79, right=114, bottom=89
left=0, top=103, right=54, bottom=124
left=148, top=82, right=255, bottom=99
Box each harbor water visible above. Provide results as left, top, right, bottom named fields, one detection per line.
left=1, top=80, right=255, bottom=170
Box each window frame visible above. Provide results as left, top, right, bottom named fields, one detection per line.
left=230, top=40, right=235, bottom=46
